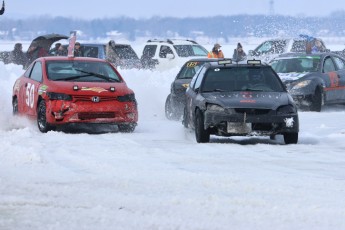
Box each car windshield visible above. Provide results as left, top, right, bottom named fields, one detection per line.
left=114, top=46, right=139, bottom=60
left=173, top=45, right=208, bottom=57
left=178, top=61, right=208, bottom=79
left=201, top=66, right=285, bottom=92
left=270, top=57, right=320, bottom=73
left=255, top=40, right=287, bottom=55
left=46, top=60, right=122, bottom=82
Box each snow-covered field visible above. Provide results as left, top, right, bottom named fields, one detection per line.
left=1, top=41, right=345, bottom=230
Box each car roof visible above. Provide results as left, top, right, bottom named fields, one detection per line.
left=204, top=60, right=271, bottom=68
left=38, top=56, right=108, bottom=62
left=185, top=58, right=218, bottom=62
left=146, top=39, right=200, bottom=45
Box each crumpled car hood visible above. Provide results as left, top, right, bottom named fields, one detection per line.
left=277, top=72, right=309, bottom=82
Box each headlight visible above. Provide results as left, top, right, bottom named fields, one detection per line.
left=46, top=92, right=72, bottom=101
left=291, top=80, right=312, bottom=90
left=207, top=104, right=224, bottom=112
left=117, top=93, right=136, bottom=102
left=277, top=105, right=297, bottom=114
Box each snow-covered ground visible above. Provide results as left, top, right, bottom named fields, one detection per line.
left=1, top=42, right=345, bottom=230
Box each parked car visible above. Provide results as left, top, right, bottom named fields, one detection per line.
left=140, top=39, right=209, bottom=71
left=248, top=37, right=328, bottom=63
left=165, top=58, right=218, bottom=120
left=270, top=52, right=345, bottom=112
left=61, top=42, right=142, bottom=69
left=183, top=59, right=299, bottom=144
left=12, top=56, right=138, bottom=133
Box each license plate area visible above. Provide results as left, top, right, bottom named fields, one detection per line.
left=227, top=122, right=252, bottom=134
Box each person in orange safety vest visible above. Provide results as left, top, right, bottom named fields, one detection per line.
left=207, top=43, right=224, bottom=58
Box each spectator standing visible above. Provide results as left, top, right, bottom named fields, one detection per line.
left=311, top=39, right=325, bottom=53
left=106, top=40, right=119, bottom=66
left=49, top=43, right=61, bottom=56
left=232, top=43, right=247, bottom=62
left=207, top=43, right=224, bottom=58
left=26, top=41, right=48, bottom=67
left=9, top=43, right=27, bottom=66
left=74, top=42, right=84, bottom=57
left=56, top=45, right=67, bottom=56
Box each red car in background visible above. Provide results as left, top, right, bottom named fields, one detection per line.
left=12, top=56, right=138, bottom=133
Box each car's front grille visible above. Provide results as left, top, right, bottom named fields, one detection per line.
left=73, top=95, right=118, bottom=102
left=78, top=112, right=115, bottom=120
left=234, top=108, right=271, bottom=115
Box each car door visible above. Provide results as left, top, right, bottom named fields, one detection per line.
left=22, top=61, right=44, bottom=117
left=155, top=45, right=176, bottom=70
left=185, top=66, right=207, bottom=128
left=332, top=55, right=345, bottom=101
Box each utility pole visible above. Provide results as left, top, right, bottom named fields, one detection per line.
left=269, top=0, right=274, bottom=15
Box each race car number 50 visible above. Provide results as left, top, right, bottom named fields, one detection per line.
left=26, top=83, right=35, bottom=108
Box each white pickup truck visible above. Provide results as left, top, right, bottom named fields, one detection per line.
left=140, top=39, right=209, bottom=71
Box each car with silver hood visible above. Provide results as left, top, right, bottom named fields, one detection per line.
left=183, top=59, right=299, bottom=144
left=270, top=52, right=345, bottom=112
left=248, top=37, right=328, bottom=64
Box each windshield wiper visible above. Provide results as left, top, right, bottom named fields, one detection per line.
left=74, top=69, right=119, bottom=82
left=55, top=69, right=119, bottom=82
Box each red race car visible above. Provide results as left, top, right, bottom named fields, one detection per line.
left=12, top=56, right=138, bottom=133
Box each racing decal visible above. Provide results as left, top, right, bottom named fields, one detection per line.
left=186, top=62, right=199, bottom=68
left=328, top=72, right=339, bottom=88
left=38, top=85, right=48, bottom=95
left=182, top=83, right=189, bottom=88
left=241, top=92, right=253, bottom=98
left=240, top=99, right=256, bottom=103
left=81, top=87, right=108, bottom=93
left=25, top=83, right=35, bottom=109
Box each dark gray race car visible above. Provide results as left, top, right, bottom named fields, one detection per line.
left=183, top=59, right=299, bottom=144
left=270, top=53, right=345, bottom=112
left=165, top=58, right=218, bottom=120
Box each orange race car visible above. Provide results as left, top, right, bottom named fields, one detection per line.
left=12, top=56, right=138, bottom=133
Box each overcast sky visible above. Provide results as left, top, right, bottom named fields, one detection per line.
left=3, top=0, right=345, bottom=19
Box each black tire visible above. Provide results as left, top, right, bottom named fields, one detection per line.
left=182, top=106, right=189, bottom=128
left=13, top=97, right=18, bottom=115
left=310, top=87, right=323, bottom=112
left=283, top=132, right=298, bottom=144
left=195, top=110, right=210, bottom=143
left=165, top=94, right=179, bottom=120
left=37, top=100, right=54, bottom=133
left=118, top=123, right=136, bottom=133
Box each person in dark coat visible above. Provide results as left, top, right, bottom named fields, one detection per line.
left=73, top=42, right=84, bottom=57
left=49, top=43, right=61, bottom=56
left=9, top=43, right=27, bottom=66
left=56, top=45, right=67, bottom=56
left=232, top=42, right=247, bottom=62
left=25, top=41, right=48, bottom=68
